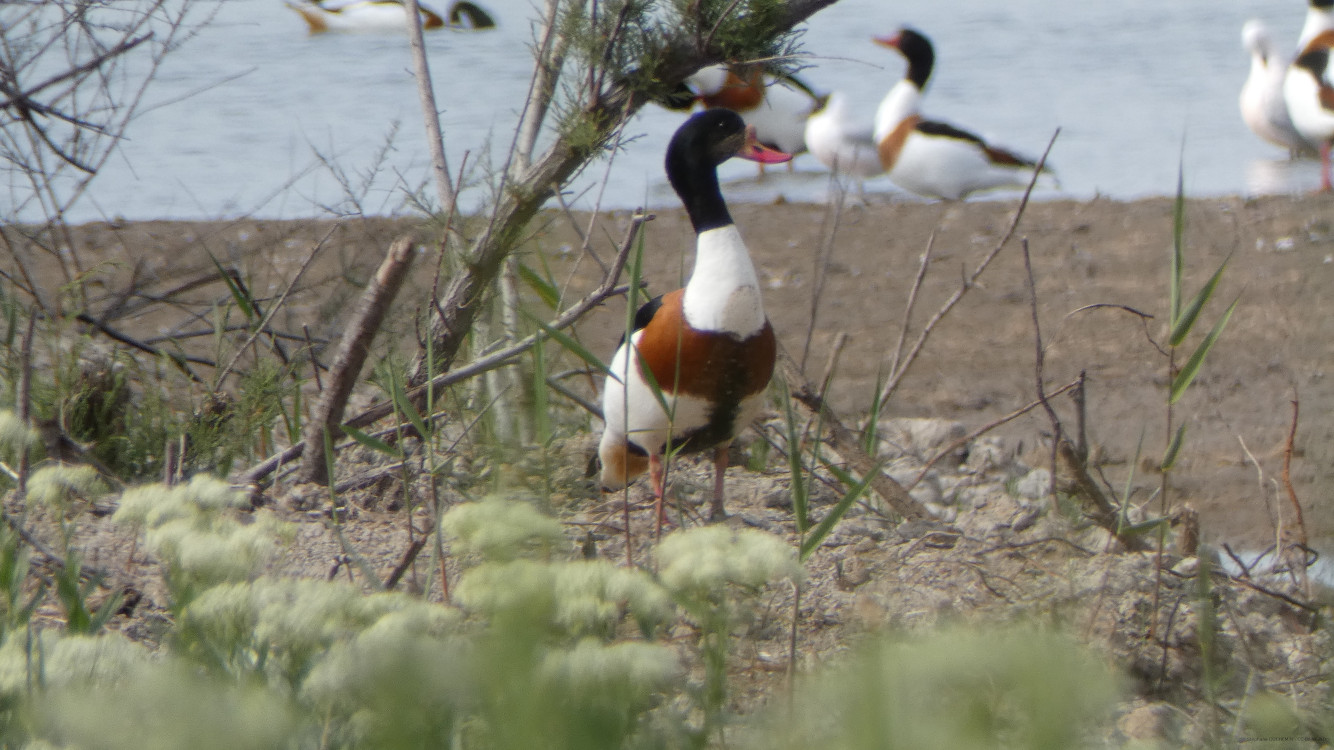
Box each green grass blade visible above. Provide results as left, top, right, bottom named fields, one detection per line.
left=530, top=323, right=552, bottom=445
left=801, top=458, right=883, bottom=561
left=1169, top=296, right=1238, bottom=404
left=1117, top=516, right=1170, bottom=537
left=525, top=312, right=611, bottom=377
left=1120, top=430, right=1144, bottom=525
left=780, top=380, right=810, bottom=535
left=1169, top=158, right=1185, bottom=328
left=342, top=425, right=404, bottom=458
left=1169, top=259, right=1228, bottom=347
left=1160, top=422, right=1187, bottom=472
left=207, top=252, right=257, bottom=322
left=518, top=262, right=560, bottom=310
left=389, top=371, right=431, bottom=439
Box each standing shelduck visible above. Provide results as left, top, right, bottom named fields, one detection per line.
left=803, top=91, right=886, bottom=180
left=1299, top=0, right=1334, bottom=50
left=686, top=64, right=824, bottom=158
left=1285, top=28, right=1334, bottom=190
left=599, top=109, right=790, bottom=523
left=1241, top=20, right=1317, bottom=155
left=872, top=27, right=1056, bottom=201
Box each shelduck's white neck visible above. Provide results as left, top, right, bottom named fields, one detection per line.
left=874, top=80, right=921, bottom=143
left=1299, top=7, right=1334, bottom=50
left=682, top=225, right=766, bottom=336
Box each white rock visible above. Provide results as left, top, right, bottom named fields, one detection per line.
left=1014, top=468, right=1052, bottom=500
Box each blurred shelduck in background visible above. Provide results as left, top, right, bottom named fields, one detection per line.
left=685, top=64, right=824, bottom=160
left=872, top=27, right=1056, bottom=201
left=1240, top=19, right=1317, bottom=155
left=802, top=91, right=886, bottom=196
left=286, top=0, right=494, bottom=33
left=1285, top=28, right=1334, bottom=190
left=1298, top=0, right=1334, bottom=49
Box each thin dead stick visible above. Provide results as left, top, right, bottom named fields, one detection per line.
left=801, top=181, right=847, bottom=371
left=299, top=236, right=417, bottom=484
left=888, top=230, right=935, bottom=380
left=877, top=129, right=1059, bottom=408
left=402, top=0, right=456, bottom=210
left=384, top=536, right=430, bottom=590
left=906, top=378, right=1083, bottom=492
left=1055, top=440, right=1151, bottom=552
left=215, top=225, right=336, bottom=387
left=240, top=214, right=652, bottom=487
left=1020, top=238, right=1061, bottom=433
left=510, top=0, right=567, bottom=176
left=74, top=312, right=210, bottom=380
left=0, top=33, right=153, bottom=113
left=1280, top=399, right=1307, bottom=546
left=302, top=324, right=324, bottom=392
left=15, top=310, right=35, bottom=496
left=702, top=0, right=749, bottom=52
left=1019, top=235, right=1068, bottom=510
left=780, top=347, right=932, bottom=522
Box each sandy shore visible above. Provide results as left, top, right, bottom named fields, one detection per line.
left=18, top=193, right=1334, bottom=549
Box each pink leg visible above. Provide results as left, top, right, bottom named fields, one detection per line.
left=709, top=445, right=729, bottom=521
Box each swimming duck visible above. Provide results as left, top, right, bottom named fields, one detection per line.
left=287, top=0, right=494, bottom=33
left=599, top=109, right=790, bottom=524
left=1284, top=29, right=1334, bottom=190
left=686, top=64, right=824, bottom=158
left=1241, top=20, right=1317, bottom=155
left=872, top=27, right=1056, bottom=201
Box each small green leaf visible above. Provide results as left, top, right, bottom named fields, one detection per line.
left=390, top=373, right=431, bottom=439
left=1169, top=296, right=1239, bottom=404
left=341, top=425, right=403, bottom=458
left=525, top=311, right=611, bottom=377
left=1169, top=258, right=1229, bottom=347
left=1161, top=423, right=1187, bottom=472
left=801, top=459, right=883, bottom=561
left=1119, top=430, right=1145, bottom=525
left=1117, top=516, right=1170, bottom=537
left=780, top=381, right=809, bottom=535
left=1169, top=156, right=1185, bottom=328
left=208, top=252, right=257, bottom=322
left=518, top=262, right=561, bottom=310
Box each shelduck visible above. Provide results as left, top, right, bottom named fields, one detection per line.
left=1241, top=20, right=1317, bottom=155
left=1284, top=28, right=1334, bottom=190
left=599, top=109, right=790, bottom=523
left=686, top=64, right=824, bottom=157
left=872, top=27, right=1056, bottom=201
left=286, top=0, right=494, bottom=33
left=1298, top=0, right=1334, bottom=50
left=802, top=91, right=886, bottom=180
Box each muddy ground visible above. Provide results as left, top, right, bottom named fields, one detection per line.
left=46, top=193, right=1332, bottom=549
left=9, top=193, right=1334, bottom=744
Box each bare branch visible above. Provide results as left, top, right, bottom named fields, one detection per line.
left=877, top=129, right=1060, bottom=408
left=299, top=236, right=417, bottom=484
left=402, top=0, right=457, bottom=211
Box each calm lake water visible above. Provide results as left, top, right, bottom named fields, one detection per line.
left=25, top=0, right=1330, bottom=223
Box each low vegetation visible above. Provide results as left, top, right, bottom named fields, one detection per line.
left=0, top=1, right=1328, bottom=748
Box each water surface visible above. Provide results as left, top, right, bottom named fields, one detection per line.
left=25, top=0, right=1326, bottom=221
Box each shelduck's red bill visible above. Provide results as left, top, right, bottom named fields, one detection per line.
left=872, top=33, right=901, bottom=48
left=739, top=125, right=793, bottom=164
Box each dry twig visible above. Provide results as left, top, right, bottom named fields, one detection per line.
left=299, top=236, right=417, bottom=484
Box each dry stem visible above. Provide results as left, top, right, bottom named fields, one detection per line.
left=299, top=236, right=417, bottom=484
